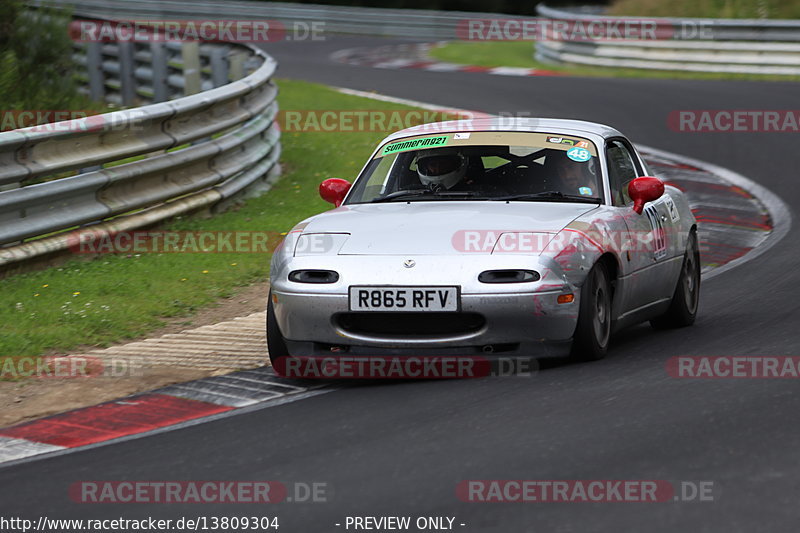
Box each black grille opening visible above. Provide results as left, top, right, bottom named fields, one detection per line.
left=478, top=269, right=540, bottom=283
left=289, top=269, right=339, bottom=283
left=335, top=312, right=485, bottom=337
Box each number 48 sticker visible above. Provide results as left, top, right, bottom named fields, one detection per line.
left=663, top=194, right=680, bottom=222
left=566, top=147, right=591, bottom=162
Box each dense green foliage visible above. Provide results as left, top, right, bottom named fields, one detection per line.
left=0, top=0, right=95, bottom=123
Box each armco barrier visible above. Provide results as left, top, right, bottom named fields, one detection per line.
left=73, top=39, right=257, bottom=106
left=0, top=18, right=280, bottom=268
left=33, top=0, right=800, bottom=76
left=535, top=4, right=800, bottom=75
left=32, top=0, right=516, bottom=40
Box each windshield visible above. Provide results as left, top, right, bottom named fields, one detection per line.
left=345, top=131, right=603, bottom=205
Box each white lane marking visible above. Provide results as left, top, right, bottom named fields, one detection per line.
left=374, top=59, right=418, bottom=69
left=489, top=66, right=537, bottom=76
left=336, top=88, right=450, bottom=111
left=423, top=63, right=464, bottom=72
left=334, top=87, right=791, bottom=281
left=165, top=383, right=276, bottom=407
left=0, top=437, right=65, bottom=463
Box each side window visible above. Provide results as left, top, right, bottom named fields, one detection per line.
left=605, top=140, right=639, bottom=207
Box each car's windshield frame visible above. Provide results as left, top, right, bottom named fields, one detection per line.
left=343, top=130, right=610, bottom=206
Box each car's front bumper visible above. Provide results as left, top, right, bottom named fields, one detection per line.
left=272, top=287, right=579, bottom=356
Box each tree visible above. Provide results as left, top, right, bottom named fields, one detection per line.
left=0, top=0, right=92, bottom=125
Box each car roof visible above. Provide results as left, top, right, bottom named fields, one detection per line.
left=386, top=117, right=625, bottom=143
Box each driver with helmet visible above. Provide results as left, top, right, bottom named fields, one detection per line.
left=415, top=149, right=471, bottom=191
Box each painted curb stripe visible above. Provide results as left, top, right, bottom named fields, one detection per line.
left=646, top=156, right=772, bottom=271
left=331, top=44, right=562, bottom=78
left=0, top=437, right=65, bottom=462
left=0, top=394, right=232, bottom=448
left=0, top=368, right=325, bottom=465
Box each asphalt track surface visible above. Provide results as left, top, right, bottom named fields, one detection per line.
left=3, top=36, right=800, bottom=532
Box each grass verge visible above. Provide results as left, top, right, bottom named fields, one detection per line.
left=0, top=78, right=418, bottom=358
left=428, top=41, right=800, bottom=82
left=608, top=0, right=800, bottom=19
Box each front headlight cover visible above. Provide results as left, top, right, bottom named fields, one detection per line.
left=294, top=233, right=350, bottom=257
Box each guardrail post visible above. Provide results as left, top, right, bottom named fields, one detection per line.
left=229, top=50, right=247, bottom=81
left=85, top=42, right=105, bottom=102
left=209, top=46, right=230, bottom=88
left=150, top=42, right=169, bottom=103
left=117, top=41, right=137, bottom=105
left=182, top=42, right=202, bottom=96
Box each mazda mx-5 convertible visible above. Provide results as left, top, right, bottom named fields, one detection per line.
left=267, top=118, right=699, bottom=367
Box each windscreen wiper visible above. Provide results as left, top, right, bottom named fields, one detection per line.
left=492, top=191, right=601, bottom=204
left=371, top=189, right=480, bottom=203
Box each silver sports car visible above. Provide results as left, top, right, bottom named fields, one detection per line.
left=268, top=118, right=699, bottom=368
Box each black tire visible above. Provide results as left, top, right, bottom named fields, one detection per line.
left=651, top=231, right=700, bottom=330
left=570, top=261, right=612, bottom=362
left=267, top=290, right=290, bottom=369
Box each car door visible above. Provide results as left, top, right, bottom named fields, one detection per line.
left=605, top=138, right=672, bottom=317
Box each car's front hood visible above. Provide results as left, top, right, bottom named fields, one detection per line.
left=301, top=202, right=598, bottom=255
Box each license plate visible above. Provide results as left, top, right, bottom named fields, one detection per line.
left=349, top=286, right=459, bottom=312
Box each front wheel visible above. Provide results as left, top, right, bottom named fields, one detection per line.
left=651, top=231, right=700, bottom=329
left=570, top=261, right=612, bottom=362
left=267, top=290, right=290, bottom=369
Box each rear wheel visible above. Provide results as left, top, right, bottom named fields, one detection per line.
left=266, top=290, right=290, bottom=370
left=570, top=261, right=612, bottom=362
left=651, top=231, right=700, bottom=329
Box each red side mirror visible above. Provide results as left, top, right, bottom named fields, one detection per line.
left=628, top=176, right=665, bottom=215
left=319, top=178, right=351, bottom=207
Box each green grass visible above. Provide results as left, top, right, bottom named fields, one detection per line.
left=0, top=79, right=418, bottom=357
left=609, top=0, right=800, bottom=19
left=431, top=41, right=540, bottom=69
left=428, top=41, right=800, bottom=82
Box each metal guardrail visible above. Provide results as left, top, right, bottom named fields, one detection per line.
left=0, top=17, right=280, bottom=267
left=74, top=39, right=258, bottom=106
left=538, top=4, right=800, bottom=42
left=536, top=5, right=800, bottom=75
left=34, top=0, right=800, bottom=43
left=37, top=0, right=800, bottom=76
left=33, top=0, right=516, bottom=40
